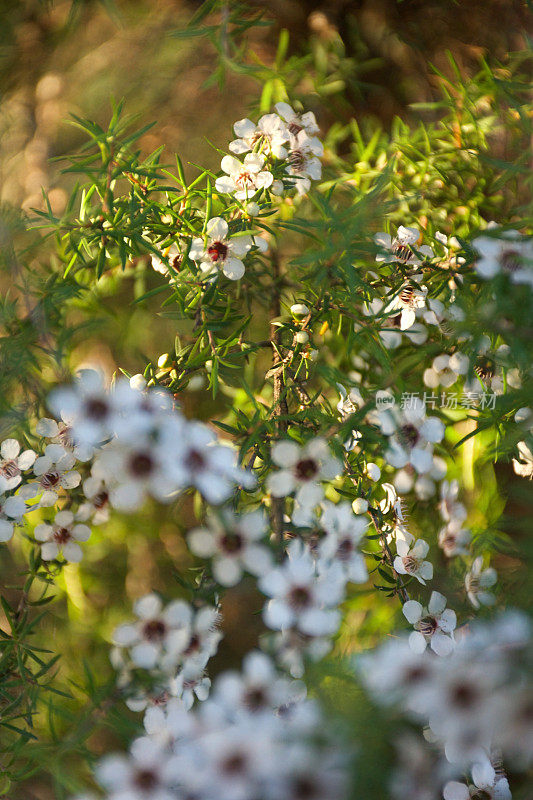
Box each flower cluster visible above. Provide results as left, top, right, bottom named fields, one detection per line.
left=88, top=654, right=348, bottom=800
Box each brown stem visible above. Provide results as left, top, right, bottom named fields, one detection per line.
left=269, top=249, right=288, bottom=545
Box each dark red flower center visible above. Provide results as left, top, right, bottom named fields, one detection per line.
left=208, top=241, right=228, bottom=262
left=294, top=458, right=318, bottom=481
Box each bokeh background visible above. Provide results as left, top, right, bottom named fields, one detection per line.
left=0, top=1, right=531, bottom=798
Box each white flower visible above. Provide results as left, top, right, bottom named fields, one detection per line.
left=513, top=440, right=533, bottom=479
left=112, top=594, right=220, bottom=673
left=270, top=628, right=333, bottom=678
left=36, top=415, right=94, bottom=462
left=151, top=243, right=182, bottom=276
left=473, top=229, right=533, bottom=286
left=172, top=663, right=211, bottom=710
left=438, top=520, right=471, bottom=557
left=402, top=591, right=456, bottom=656
left=259, top=539, right=344, bottom=636
left=229, top=113, right=289, bottom=158
left=423, top=352, right=469, bottom=389
left=465, top=557, right=497, bottom=608
left=48, top=369, right=116, bottom=448
left=34, top=510, right=90, bottom=562
left=380, top=397, right=445, bottom=475
left=24, top=443, right=81, bottom=506
left=215, top=153, right=273, bottom=200
left=189, top=216, right=260, bottom=281
left=317, top=501, right=368, bottom=583
left=285, top=130, right=323, bottom=194
left=212, top=651, right=300, bottom=718
left=267, top=438, right=342, bottom=513
left=274, top=102, right=320, bottom=138
left=0, top=494, right=28, bottom=542
left=77, top=474, right=111, bottom=525
left=385, top=283, right=430, bottom=331
left=188, top=509, right=272, bottom=587
left=0, top=438, right=36, bottom=492
left=394, top=538, right=433, bottom=585
left=96, top=737, right=175, bottom=800
left=374, top=226, right=434, bottom=266
left=439, top=479, right=467, bottom=524
left=168, top=418, right=255, bottom=505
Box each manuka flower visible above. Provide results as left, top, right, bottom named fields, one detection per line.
left=402, top=591, right=456, bottom=655
left=215, top=153, right=273, bottom=200
left=34, top=510, right=91, bottom=562
left=394, top=538, right=433, bottom=585
left=189, top=216, right=264, bottom=281
left=0, top=438, right=36, bottom=492
left=229, top=113, right=289, bottom=158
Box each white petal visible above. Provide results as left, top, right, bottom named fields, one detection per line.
left=402, top=600, right=423, bottom=624
left=430, top=631, right=454, bottom=656
left=134, top=593, right=163, bottom=620
left=428, top=590, right=447, bottom=615
left=222, top=257, right=245, bottom=280
left=1, top=439, right=20, bottom=460
left=206, top=216, right=228, bottom=241
left=408, top=631, right=428, bottom=654
left=443, top=782, right=470, bottom=800
left=62, top=542, right=83, bottom=562
left=213, top=556, right=242, bottom=587
left=271, top=441, right=300, bottom=468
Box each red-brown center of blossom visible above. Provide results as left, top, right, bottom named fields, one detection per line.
left=129, top=452, right=154, bottom=477
left=243, top=686, right=267, bottom=711
left=235, top=171, right=254, bottom=189
left=41, top=471, right=60, bottom=489
left=53, top=527, right=72, bottom=544
left=207, top=241, right=228, bottom=262
left=337, top=538, right=354, bottom=560
left=415, top=615, right=438, bottom=636
left=292, top=776, right=318, bottom=799
left=500, top=247, right=521, bottom=273
left=84, top=397, right=109, bottom=420
left=142, top=619, right=167, bottom=641
left=220, top=533, right=243, bottom=554
left=288, top=149, right=306, bottom=170
left=221, top=753, right=247, bottom=775
left=93, top=490, right=109, bottom=509
left=402, top=555, right=419, bottom=573
left=289, top=585, right=312, bottom=609
left=1, top=460, right=20, bottom=478
left=288, top=121, right=303, bottom=136
left=185, top=449, right=206, bottom=472
left=393, top=242, right=415, bottom=262
left=450, top=681, right=480, bottom=709
left=400, top=424, right=420, bottom=448
left=134, top=769, right=158, bottom=791
left=294, top=458, right=318, bottom=481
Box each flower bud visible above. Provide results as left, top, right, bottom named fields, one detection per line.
left=352, top=497, right=368, bottom=514
left=295, top=331, right=309, bottom=345
left=365, top=463, right=381, bottom=481
left=246, top=202, right=260, bottom=216
left=291, top=303, right=310, bottom=318
left=129, top=374, right=146, bottom=391
left=271, top=180, right=284, bottom=196
left=158, top=353, right=170, bottom=368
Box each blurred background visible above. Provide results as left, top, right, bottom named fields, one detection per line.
left=0, top=1, right=530, bottom=797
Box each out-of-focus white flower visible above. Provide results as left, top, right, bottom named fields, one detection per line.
left=48, top=370, right=116, bottom=448
left=439, top=480, right=467, bottom=524
left=36, top=415, right=93, bottom=462
left=229, top=113, right=289, bottom=158
left=385, top=283, right=430, bottom=331
left=215, top=153, right=273, bottom=200
left=438, top=520, right=471, bottom=557
left=0, top=438, right=36, bottom=492
left=465, top=557, right=497, bottom=608
left=423, top=352, right=469, bottom=389
left=394, top=538, right=433, bottom=585
left=259, top=539, right=344, bottom=636
left=34, top=510, right=90, bottom=562
left=172, top=663, right=211, bottom=710
left=267, top=438, right=341, bottom=516
left=0, top=494, right=28, bottom=542
left=472, top=229, right=533, bottom=286
left=129, top=374, right=147, bottom=391
left=402, top=591, right=456, bottom=655
left=96, top=737, right=175, bottom=800
left=378, top=397, right=445, bottom=475
left=318, top=503, right=368, bottom=584
left=188, top=509, right=272, bottom=587
left=112, top=594, right=221, bottom=673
